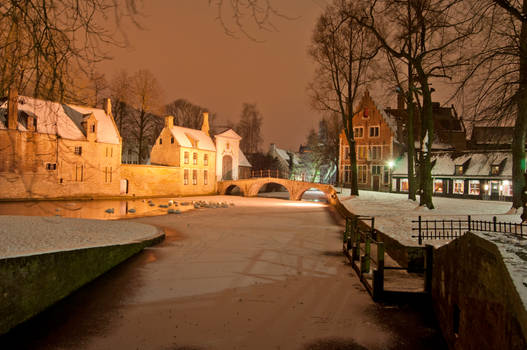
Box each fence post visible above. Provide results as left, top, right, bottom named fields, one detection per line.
left=493, top=216, right=497, bottom=232
left=371, top=217, right=376, bottom=240
left=361, top=235, right=371, bottom=274
left=352, top=217, right=360, bottom=262
left=373, top=242, right=385, bottom=301
left=418, top=216, right=422, bottom=245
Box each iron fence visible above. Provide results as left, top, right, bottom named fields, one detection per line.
left=412, top=215, right=526, bottom=245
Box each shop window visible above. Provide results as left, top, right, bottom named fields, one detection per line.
left=453, top=179, right=464, bottom=194
left=469, top=180, right=480, bottom=195
left=501, top=180, right=512, bottom=196
left=184, top=169, right=189, bottom=185
left=400, top=178, right=409, bottom=192
left=354, top=127, right=364, bottom=138
left=434, top=179, right=444, bottom=193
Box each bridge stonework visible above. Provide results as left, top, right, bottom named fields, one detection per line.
left=217, top=178, right=338, bottom=203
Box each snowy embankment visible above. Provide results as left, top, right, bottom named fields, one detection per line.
left=0, top=216, right=160, bottom=259
left=338, top=189, right=527, bottom=307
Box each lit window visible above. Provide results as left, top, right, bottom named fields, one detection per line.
left=469, top=180, right=480, bottom=195
left=357, top=146, right=368, bottom=160
left=501, top=180, right=512, bottom=196
left=434, top=179, right=444, bottom=193
left=358, top=165, right=368, bottom=184
left=491, top=165, right=500, bottom=175
left=400, top=178, right=409, bottom=192
left=184, top=152, right=189, bottom=164
left=369, top=126, right=379, bottom=137
left=204, top=154, right=208, bottom=166
left=193, top=153, right=198, bottom=165
left=363, top=108, right=369, bottom=119
left=454, top=165, right=464, bottom=176
left=192, top=170, right=198, bottom=185
left=453, top=179, right=464, bottom=194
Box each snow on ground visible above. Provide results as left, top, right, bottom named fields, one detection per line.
left=0, top=216, right=160, bottom=259
left=337, top=188, right=527, bottom=308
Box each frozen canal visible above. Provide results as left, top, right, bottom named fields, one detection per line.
left=1, top=197, right=444, bottom=350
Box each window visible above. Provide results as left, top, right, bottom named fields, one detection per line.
left=369, top=126, right=379, bottom=137
left=344, top=165, right=351, bottom=183
left=75, top=164, right=83, bottom=182
left=454, top=165, right=464, bottom=176
left=363, top=108, right=369, bottom=119
left=434, top=179, right=444, bottom=193
left=171, top=137, right=174, bottom=144
left=204, top=170, right=208, bottom=185
left=383, top=167, right=390, bottom=184
left=193, top=153, right=198, bottom=165
left=501, top=180, right=512, bottom=196
left=204, top=154, right=209, bottom=166
left=91, top=124, right=95, bottom=133
left=491, top=165, right=500, bottom=175
left=105, top=166, right=113, bottom=183
left=184, top=152, right=189, bottom=164
left=192, top=170, right=198, bottom=185
left=344, top=146, right=350, bottom=160
left=46, top=163, right=57, bottom=170
left=400, top=178, right=409, bottom=192
left=370, top=145, right=382, bottom=160
left=469, top=180, right=480, bottom=195
left=357, top=145, right=368, bottom=160
left=372, top=165, right=382, bottom=175
left=184, top=169, right=189, bottom=185
left=159, top=138, right=163, bottom=145
left=453, top=179, right=464, bottom=194
left=354, top=127, right=364, bottom=138
left=74, top=146, right=82, bottom=155
left=358, top=165, right=368, bottom=184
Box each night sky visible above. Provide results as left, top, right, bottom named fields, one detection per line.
left=98, top=1, right=327, bottom=152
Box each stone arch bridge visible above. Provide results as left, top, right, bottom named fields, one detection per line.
left=217, top=177, right=338, bottom=202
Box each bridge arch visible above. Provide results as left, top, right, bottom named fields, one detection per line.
left=225, top=184, right=244, bottom=196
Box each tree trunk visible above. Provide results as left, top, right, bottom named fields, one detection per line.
left=407, top=64, right=417, bottom=201
left=512, top=6, right=527, bottom=209
left=416, top=63, right=434, bottom=209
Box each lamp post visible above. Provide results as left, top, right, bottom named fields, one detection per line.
left=387, top=160, right=395, bottom=192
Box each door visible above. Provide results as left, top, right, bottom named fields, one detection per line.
left=372, top=175, right=380, bottom=191
left=490, top=180, right=499, bottom=200
left=120, top=179, right=129, bottom=194
left=222, top=155, right=233, bottom=180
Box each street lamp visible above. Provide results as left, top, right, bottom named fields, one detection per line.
left=387, top=160, right=395, bottom=192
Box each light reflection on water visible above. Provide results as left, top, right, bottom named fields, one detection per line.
left=0, top=197, right=195, bottom=220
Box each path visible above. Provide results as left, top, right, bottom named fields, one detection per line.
left=2, top=197, right=445, bottom=350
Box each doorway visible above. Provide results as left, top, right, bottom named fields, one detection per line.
left=222, top=155, right=233, bottom=180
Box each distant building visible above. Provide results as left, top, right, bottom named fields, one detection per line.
left=0, top=90, right=122, bottom=199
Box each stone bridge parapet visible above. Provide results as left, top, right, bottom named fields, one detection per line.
left=217, top=177, right=337, bottom=202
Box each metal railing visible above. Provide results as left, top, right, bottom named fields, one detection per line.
left=412, top=215, right=526, bottom=245
left=250, top=169, right=283, bottom=179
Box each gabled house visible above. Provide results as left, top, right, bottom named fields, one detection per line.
left=214, top=128, right=252, bottom=181
left=0, top=89, right=122, bottom=199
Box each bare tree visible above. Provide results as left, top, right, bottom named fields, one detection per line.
left=165, top=99, right=217, bottom=130
left=109, top=70, right=132, bottom=135
left=308, top=0, right=380, bottom=196
left=353, top=0, right=477, bottom=208
left=236, top=103, right=263, bottom=154
left=128, top=69, right=163, bottom=164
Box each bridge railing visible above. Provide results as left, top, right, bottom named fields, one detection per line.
left=250, top=169, right=285, bottom=179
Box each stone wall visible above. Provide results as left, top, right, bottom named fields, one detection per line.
left=431, top=232, right=527, bottom=349
left=0, top=234, right=164, bottom=335
left=119, top=164, right=217, bottom=198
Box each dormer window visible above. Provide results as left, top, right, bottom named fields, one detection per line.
left=455, top=165, right=464, bottom=176
left=491, top=165, right=500, bottom=175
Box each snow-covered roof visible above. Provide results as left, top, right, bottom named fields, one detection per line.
left=0, top=96, right=120, bottom=144
left=215, top=129, right=241, bottom=140
left=239, top=150, right=252, bottom=167
left=169, top=125, right=216, bottom=151
left=366, top=91, right=398, bottom=135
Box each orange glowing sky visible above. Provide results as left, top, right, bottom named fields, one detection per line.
left=98, top=0, right=328, bottom=151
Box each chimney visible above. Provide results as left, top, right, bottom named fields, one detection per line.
left=201, top=112, right=210, bottom=136
left=7, top=88, right=18, bottom=130
left=165, top=115, right=174, bottom=129
left=397, top=92, right=405, bottom=110
left=103, top=98, right=112, bottom=116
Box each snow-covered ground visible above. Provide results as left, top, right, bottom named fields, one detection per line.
left=337, top=189, right=527, bottom=309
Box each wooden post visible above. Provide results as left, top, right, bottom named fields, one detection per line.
left=352, top=217, right=360, bottom=262
left=373, top=242, right=385, bottom=301
left=418, top=216, right=422, bottom=245
left=361, top=235, right=371, bottom=274
left=468, top=215, right=471, bottom=232
left=424, top=244, right=434, bottom=293
left=493, top=216, right=497, bottom=232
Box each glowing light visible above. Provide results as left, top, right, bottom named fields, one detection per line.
left=387, top=160, right=395, bottom=168
left=499, top=185, right=503, bottom=191
left=484, top=184, right=489, bottom=191
left=503, top=180, right=510, bottom=186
